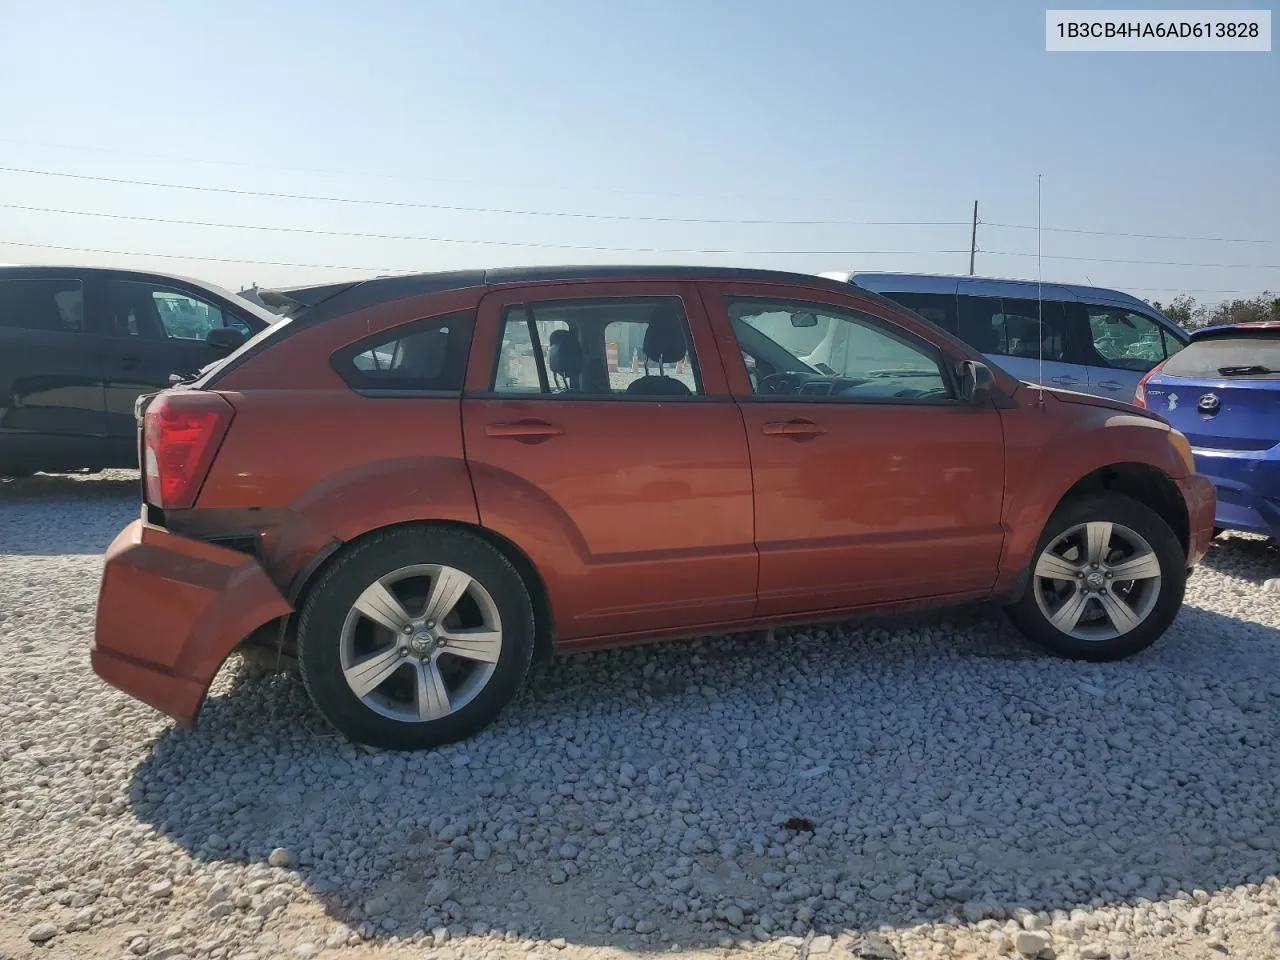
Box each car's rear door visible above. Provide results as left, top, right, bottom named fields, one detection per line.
left=0, top=271, right=109, bottom=471
left=701, top=279, right=1006, bottom=616
left=956, top=280, right=1090, bottom=392
left=461, top=281, right=757, bottom=642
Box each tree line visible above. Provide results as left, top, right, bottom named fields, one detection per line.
left=1152, top=292, right=1280, bottom=330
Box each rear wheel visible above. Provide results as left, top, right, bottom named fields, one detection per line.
left=296, top=525, right=535, bottom=750
left=1005, top=493, right=1186, bottom=661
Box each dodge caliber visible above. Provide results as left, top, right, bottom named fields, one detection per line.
left=92, top=266, right=1216, bottom=749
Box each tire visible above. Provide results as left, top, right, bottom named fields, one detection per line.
left=296, top=524, right=535, bottom=750
left=1005, top=492, right=1186, bottom=661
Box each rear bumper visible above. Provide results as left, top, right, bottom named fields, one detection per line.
left=91, top=516, right=292, bottom=727
left=1176, top=473, right=1217, bottom=567
left=1191, top=448, right=1280, bottom=539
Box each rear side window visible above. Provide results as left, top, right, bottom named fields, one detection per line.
left=879, top=292, right=958, bottom=335
left=0, top=278, right=84, bottom=333
left=958, top=295, right=1069, bottom=362
left=1162, top=336, right=1280, bottom=379
left=333, top=310, right=474, bottom=394
left=492, top=297, right=702, bottom=398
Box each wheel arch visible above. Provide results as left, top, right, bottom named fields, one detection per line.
left=1000, top=461, right=1189, bottom=604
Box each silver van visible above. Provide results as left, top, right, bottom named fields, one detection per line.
left=819, top=271, right=1189, bottom=402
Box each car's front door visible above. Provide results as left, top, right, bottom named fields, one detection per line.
left=702, top=281, right=1006, bottom=617
left=461, top=282, right=757, bottom=642
left=97, top=278, right=253, bottom=457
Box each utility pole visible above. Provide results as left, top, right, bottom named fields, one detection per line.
left=968, top=201, right=978, bottom=276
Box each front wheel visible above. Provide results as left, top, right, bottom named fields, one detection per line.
left=1005, top=493, right=1186, bottom=661
left=296, top=525, right=535, bottom=750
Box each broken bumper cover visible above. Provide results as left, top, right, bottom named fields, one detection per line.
left=1177, top=473, right=1217, bottom=568
left=91, top=518, right=292, bottom=727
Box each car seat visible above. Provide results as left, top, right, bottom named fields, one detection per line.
left=625, top=305, right=693, bottom=396
left=548, top=328, right=583, bottom=392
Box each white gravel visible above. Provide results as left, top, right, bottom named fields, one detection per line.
left=2, top=471, right=1280, bottom=960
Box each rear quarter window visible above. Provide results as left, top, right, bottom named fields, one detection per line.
left=1162, top=336, right=1280, bottom=379
left=332, top=310, right=475, bottom=395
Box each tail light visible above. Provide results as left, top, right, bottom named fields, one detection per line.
left=142, top=392, right=234, bottom=509
left=1134, top=360, right=1167, bottom=409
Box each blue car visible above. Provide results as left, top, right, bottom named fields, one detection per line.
left=1136, top=322, right=1280, bottom=539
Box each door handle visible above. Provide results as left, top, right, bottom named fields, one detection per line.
left=1049, top=376, right=1078, bottom=386
left=120, top=356, right=139, bottom=370
left=1097, top=380, right=1124, bottom=391
left=762, top=418, right=827, bottom=440
left=484, top=419, right=564, bottom=443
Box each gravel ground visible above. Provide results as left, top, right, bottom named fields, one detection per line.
left=2, top=471, right=1279, bottom=960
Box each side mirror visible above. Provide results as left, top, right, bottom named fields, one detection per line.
left=790, top=312, right=819, bottom=328
left=207, top=327, right=247, bottom=352
left=959, top=359, right=995, bottom=406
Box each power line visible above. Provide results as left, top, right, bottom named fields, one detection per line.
left=0, top=240, right=396, bottom=272
left=0, top=135, right=860, bottom=206
left=0, top=165, right=965, bottom=228
left=983, top=249, right=1280, bottom=270
left=2, top=141, right=1271, bottom=246
left=982, top=220, right=1276, bottom=245
left=0, top=203, right=971, bottom=256
left=6, top=202, right=1277, bottom=270
left=1, top=241, right=1265, bottom=299
left=0, top=239, right=969, bottom=270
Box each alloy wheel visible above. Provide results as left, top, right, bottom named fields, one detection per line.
left=1032, top=520, right=1163, bottom=642
left=339, top=563, right=503, bottom=723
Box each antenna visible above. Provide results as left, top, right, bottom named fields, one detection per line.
left=1037, top=173, right=1045, bottom=406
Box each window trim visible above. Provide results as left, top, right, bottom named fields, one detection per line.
left=331, top=308, right=475, bottom=397
left=725, top=295, right=962, bottom=407
left=484, top=295, right=709, bottom=402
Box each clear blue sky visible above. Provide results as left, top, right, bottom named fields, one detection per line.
left=1, top=0, right=1276, bottom=305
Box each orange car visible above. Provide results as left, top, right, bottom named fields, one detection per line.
left=92, top=266, right=1215, bottom=750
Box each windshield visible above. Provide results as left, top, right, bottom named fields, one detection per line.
left=1161, top=337, right=1280, bottom=379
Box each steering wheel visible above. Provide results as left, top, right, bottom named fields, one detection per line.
left=758, top=371, right=814, bottom=396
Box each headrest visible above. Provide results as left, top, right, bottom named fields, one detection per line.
left=396, top=328, right=448, bottom=379
left=642, top=305, right=688, bottom=365
left=547, top=328, right=583, bottom=378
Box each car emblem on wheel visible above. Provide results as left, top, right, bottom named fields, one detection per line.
left=1198, top=392, right=1220, bottom=415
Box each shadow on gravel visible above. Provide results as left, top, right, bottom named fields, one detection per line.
left=0, top=471, right=138, bottom=556
left=1201, top=533, right=1280, bottom=585
left=127, top=598, right=1280, bottom=952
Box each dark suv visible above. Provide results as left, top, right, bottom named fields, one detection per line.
left=0, top=265, right=277, bottom=476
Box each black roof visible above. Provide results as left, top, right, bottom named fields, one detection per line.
left=260, top=264, right=880, bottom=323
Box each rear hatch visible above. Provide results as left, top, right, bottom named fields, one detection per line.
left=1140, top=324, right=1280, bottom=452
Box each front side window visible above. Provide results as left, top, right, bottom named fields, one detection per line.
left=1086, top=305, right=1169, bottom=371
left=728, top=298, right=952, bottom=402
left=110, top=281, right=250, bottom=341
left=335, top=311, right=474, bottom=393
left=0, top=278, right=83, bottom=333
left=491, top=297, right=702, bottom=398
